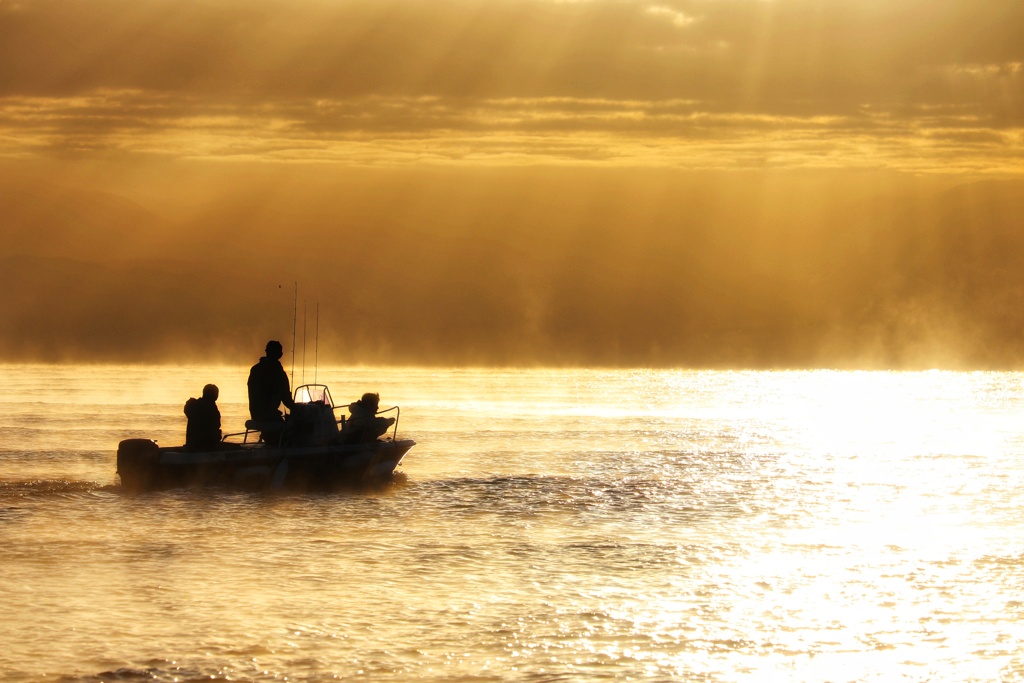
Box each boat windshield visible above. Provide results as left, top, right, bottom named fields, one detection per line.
left=294, top=384, right=333, bottom=406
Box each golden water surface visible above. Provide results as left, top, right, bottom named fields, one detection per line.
left=1, top=365, right=1022, bottom=682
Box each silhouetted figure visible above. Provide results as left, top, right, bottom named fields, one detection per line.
left=342, top=392, right=395, bottom=444
left=247, top=341, right=296, bottom=430
left=184, top=384, right=222, bottom=451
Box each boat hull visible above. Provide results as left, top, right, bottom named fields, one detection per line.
left=117, top=437, right=415, bottom=491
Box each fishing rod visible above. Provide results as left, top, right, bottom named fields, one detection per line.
left=302, top=298, right=308, bottom=385
left=290, top=281, right=297, bottom=386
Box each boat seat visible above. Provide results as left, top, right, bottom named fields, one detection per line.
left=244, top=419, right=282, bottom=432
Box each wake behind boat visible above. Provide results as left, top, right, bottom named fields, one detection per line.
left=117, top=384, right=414, bottom=491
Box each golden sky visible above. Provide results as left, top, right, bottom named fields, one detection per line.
left=1, top=0, right=1023, bottom=367
left=2, top=0, right=1022, bottom=172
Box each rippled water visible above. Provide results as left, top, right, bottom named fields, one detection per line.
left=1, top=364, right=1023, bottom=682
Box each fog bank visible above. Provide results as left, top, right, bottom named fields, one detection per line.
left=3, top=164, right=1022, bottom=369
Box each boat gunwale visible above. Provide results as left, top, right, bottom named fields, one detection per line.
left=156, top=439, right=416, bottom=466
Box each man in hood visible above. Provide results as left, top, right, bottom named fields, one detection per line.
left=184, top=383, right=221, bottom=450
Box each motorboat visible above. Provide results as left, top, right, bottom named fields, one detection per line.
left=117, top=384, right=415, bottom=491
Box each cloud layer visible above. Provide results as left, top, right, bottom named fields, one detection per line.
left=1, top=0, right=1022, bottom=172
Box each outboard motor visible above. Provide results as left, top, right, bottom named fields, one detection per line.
left=116, top=438, right=161, bottom=490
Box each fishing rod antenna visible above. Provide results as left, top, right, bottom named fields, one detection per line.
left=302, top=299, right=308, bottom=385
left=290, top=281, right=297, bottom=386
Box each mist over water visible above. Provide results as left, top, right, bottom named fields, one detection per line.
left=1, top=364, right=1023, bottom=682
left=4, top=167, right=1024, bottom=369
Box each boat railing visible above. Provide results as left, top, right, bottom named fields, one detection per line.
left=223, top=383, right=402, bottom=445
left=223, top=423, right=284, bottom=445
left=331, top=403, right=401, bottom=442
left=221, top=429, right=260, bottom=444
left=376, top=405, right=400, bottom=441
left=224, top=414, right=402, bottom=446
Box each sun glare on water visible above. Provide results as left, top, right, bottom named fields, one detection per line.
left=610, top=370, right=1024, bottom=681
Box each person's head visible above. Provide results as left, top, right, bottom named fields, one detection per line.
left=360, top=392, right=380, bottom=409
left=265, top=340, right=283, bottom=360
left=202, top=384, right=219, bottom=401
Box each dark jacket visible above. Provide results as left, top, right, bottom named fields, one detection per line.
left=184, top=396, right=221, bottom=450
left=247, top=356, right=294, bottom=421
left=343, top=399, right=395, bottom=444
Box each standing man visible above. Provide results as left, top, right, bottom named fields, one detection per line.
left=247, top=340, right=296, bottom=425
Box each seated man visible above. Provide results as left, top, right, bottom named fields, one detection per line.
left=184, top=384, right=222, bottom=451
left=342, top=392, right=396, bottom=444
left=247, top=340, right=296, bottom=441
